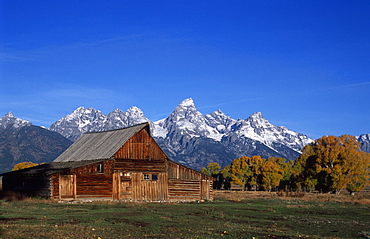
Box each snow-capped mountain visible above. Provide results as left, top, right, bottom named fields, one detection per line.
left=152, top=99, right=312, bottom=168
left=226, top=112, right=311, bottom=153
left=0, top=112, right=32, bottom=129
left=3, top=99, right=370, bottom=170
left=47, top=98, right=314, bottom=169
left=48, top=107, right=106, bottom=141
left=49, top=106, right=148, bottom=141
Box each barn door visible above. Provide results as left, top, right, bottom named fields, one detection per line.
left=112, top=172, right=132, bottom=200
left=59, top=175, right=76, bottom=199
left=201, top=180, right=210, bottom=200
left=120, top=174, right=132, bottom=199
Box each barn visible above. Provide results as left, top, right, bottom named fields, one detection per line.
left=1, top=123, right=214, bottom=201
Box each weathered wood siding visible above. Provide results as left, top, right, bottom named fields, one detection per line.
left=51, top=174, right=60, bottom=200
left=51, top=160, right=114, bottom=200
left=75, top=174, right=112, bottom=199
left=114, top=129, right=167, bottom=161
left=131, top=173, right=167, bottom=201
left=168, top=179, right=200, bottom=201
left=167, top=161, right=210, bottom=180
left=59, top=174, right=76, bottom=199
left=167, top=161, right=214, bottom=201
left=112, top=129, right=169, bottom=201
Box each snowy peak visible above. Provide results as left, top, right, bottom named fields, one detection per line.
left=5, top=112, right=14, bottom=118
left=178, top=98, right=195, bottom=108
left=48, top=107, right=107, bottom=141
left=205, top=109, right=236, bottom=134
left=159, top=98, right=222, bottom=140
left=105, top=106, right=148, bottom=129
left=126, top=106, right=147, bottom=124
left=49, top=106, right=148, bottom=141
left=246, top=112, right=271, bottom=127
left=170, top=98, right=199, bottom=121
left=230, top=112, right=312, bottom=152
left=248, top=111, right=264, bottom=120
left=0, top=112, right=32, bottom=129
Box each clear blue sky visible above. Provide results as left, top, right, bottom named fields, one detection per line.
left=1, top=1, right=369, bottom=139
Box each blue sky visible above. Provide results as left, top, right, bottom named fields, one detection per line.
left=1, top=1, right=369, bottom=139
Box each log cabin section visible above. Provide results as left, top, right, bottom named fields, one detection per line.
left=1, top=123, right=213, bottom=202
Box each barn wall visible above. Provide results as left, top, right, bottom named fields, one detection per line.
left=167, top=161, right=214, bottom=201
left=114, top=129, right=167, bottom=160
left=51, top=174, right=60, bottom=200
left=168, top=179, right=201, bottom=201
left=167, top=161, right=210, bottom=180
left=112, top=128, right=169, bottom=201
left=75, top=174, right=112, bottom=199
left=131, top=172, right=167, bottom=201
left=52, top=160, right=114, bottom=200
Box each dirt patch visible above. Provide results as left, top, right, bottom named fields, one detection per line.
left=214, top=190, right=370, bottom=203
left=0, top=217, right=35, bottom=222
left=295, top=210, right=336, bottom=216
left=108, top=218, right=150, bottom=227
left=108, top=211, right=144, bottom=217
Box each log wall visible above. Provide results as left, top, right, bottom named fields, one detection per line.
left=2, top=174, right=52, bottom=198
left=51, top=161, right=114, bottom=200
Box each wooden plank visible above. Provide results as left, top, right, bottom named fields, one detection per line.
left=59, top=175, right=75, bottom=199
left=112, top=172, right=120, bottom=200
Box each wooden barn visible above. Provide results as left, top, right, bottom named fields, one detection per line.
left=1, top=123, right=213, bottom=201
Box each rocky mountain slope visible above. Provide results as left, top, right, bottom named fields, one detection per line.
left=0, top=112, right=73, bottom=172
left=358, top=134, right=370, bottom=153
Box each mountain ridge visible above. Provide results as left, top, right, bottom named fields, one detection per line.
left=2, top=99, right=369, bottom=171
left=0, top=112, right=72, bottom=172
left=48, top=98, right=315, bottom=169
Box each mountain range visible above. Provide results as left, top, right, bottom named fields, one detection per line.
left=1, top=98, right=369, bottom=171
left=0, top=112, right=72, bottom=172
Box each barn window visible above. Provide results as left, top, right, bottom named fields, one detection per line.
left=97, top=163, right=104, bottom=173
left=152, top=174, right=158, bottom=181
left=143, top=174, right=150, bottom=180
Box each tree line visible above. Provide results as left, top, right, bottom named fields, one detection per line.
left=201, top=135, right=370, bottom=195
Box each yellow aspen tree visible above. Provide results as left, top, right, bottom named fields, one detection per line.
left=260, top=159, right=283, bottom=192
left=230, top=156, right=252, bottom=191
left=12, top=161, right=38, bottom=171
left=346, top=151, right=370, bottom=195
left=247, top=155, right=264, bottom=190
left=296, top=134, right=370, bottom=194
left=291, top=145, right=318, bottom=191
left=201, top=162, right=221, bottom=176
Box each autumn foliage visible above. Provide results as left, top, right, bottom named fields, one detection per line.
left=206, top=134, right=370, bottom=194
left=12, top=162, right=39, bottom=171
left=291, top=135, right=370, bottom=194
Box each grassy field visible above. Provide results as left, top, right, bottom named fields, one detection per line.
left=0, top=191, right=369, bottom=239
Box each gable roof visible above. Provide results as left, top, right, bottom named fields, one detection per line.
left=54, top=122, right=149, bottom=162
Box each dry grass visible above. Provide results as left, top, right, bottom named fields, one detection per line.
left=214, top=189, right=370, bottom=205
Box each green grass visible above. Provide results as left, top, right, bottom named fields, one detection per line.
left=0, top=196, right=369, bottom=239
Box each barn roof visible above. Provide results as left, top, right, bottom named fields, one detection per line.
left=0, top=159, right=107, bottom=176
left=54, top=122, right=149, bottom=162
